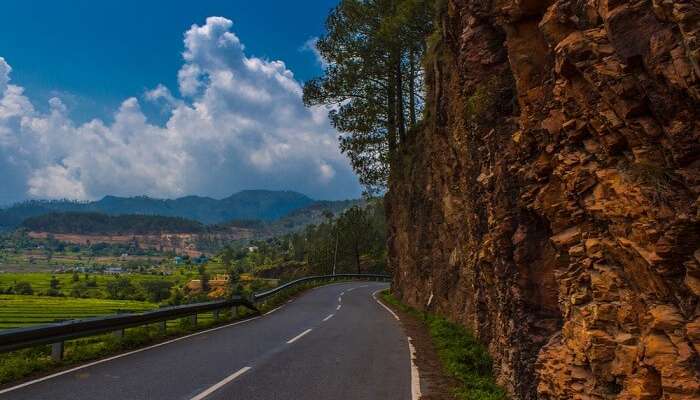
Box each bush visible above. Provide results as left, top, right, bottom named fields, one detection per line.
left=140, top=280, right=174, bottom=303
left=14, top=281, right=33, bottom=295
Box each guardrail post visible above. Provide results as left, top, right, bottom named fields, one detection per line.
left=213, top=309, right=220, bottom=320
left=114, top=329, right=124, bottom=339
left=51, top=341, right=64, bottom=362
left=159, top=320, right=167, bottom=334
left=190, top=314, right=197, bottom=326
left=231, top=306, right=238, bottom=318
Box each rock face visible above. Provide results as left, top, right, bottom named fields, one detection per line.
left=387, top=0, right=700, bottom=398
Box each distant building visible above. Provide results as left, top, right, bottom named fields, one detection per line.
left=104, top=267, right=123, bottom=275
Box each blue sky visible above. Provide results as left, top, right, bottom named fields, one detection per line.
left=0, top=1, right=363, bottom=205
left=0, top=0, right=337, bottom=123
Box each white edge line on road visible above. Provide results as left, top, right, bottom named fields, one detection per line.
left=286, top=328, right=312, bottom=344
left=407, top=337, right=422, bottom=400
left=336, top=304, right=342, bottom=310
left=189, top=366, right=251, bottom=400
left=264, top=305, right=283, bottom=315
left=0, top=317, right=260, bottom=395
left=322, top=314, right=334, bottom=322
left=372, top=289, right=399, bottom=321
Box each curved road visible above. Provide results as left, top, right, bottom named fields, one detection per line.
left=0, top=282, right=411, bottom=400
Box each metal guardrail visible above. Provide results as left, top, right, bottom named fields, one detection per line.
left=253, top=273, right=391, bottom=301
left=0, top=273, right=390, bottom=360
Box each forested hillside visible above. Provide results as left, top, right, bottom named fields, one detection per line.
left=22, top=213, right=207, bottom=235
left=0, top=190, right=320, bottom=229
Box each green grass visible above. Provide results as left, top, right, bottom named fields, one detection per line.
left=381, top=292, right=506, bottom=400
left=0, top=295, right=156, bottom=329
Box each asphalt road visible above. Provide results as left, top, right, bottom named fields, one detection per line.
left=0, top=282, right=411, bottom=400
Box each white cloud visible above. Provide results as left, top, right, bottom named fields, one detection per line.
left=0, top=57, right=10, bottom=94
left=301, top=37, right=329, bottom=69
left=0, top=17, right=359, bottom=202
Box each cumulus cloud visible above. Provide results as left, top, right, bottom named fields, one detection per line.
left=301, top=37, right=329, bottom=69
left=0, top=57, right=10, bottom=94
left=0, top=17, right=359, bottom=202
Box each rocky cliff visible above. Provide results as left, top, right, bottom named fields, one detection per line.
left=387, top=0, right=700, bottom=398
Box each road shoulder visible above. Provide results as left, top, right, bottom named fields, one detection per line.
left=376, top=291, right=463, bottom=400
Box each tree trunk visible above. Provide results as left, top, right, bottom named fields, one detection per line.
left=409, top=48, right=417, bottom=127
left=387, top=72, right=397, bottom=162
left=396, top=54, right=406, bottom=144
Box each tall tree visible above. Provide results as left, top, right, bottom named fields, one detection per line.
left=304, top=0, right=435, bottom=193
left=337, top=206, right=374, bottom=274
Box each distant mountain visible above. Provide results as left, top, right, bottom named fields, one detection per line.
left=0, top=190, right=318, bottom=229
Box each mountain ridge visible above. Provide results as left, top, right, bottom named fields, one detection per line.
left=0, top=190, right=343, bottom=229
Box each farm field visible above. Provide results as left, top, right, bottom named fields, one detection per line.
left=0, top=295, right=156, bottom=329
left=0, top=272, right=194, bottom=296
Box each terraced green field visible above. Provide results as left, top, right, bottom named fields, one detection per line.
left=0, top=295, right=156, bottom=329
left=0, top=272, right=193, bottom=295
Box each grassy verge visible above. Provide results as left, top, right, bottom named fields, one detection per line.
left=381, top=291, right=506, bottom=400
left=0, top=278, right=358, bottom=386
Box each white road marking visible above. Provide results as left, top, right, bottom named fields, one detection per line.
left=338, top=296, right=342, bottom=303
left=322, top=314, right=334, bottom=322
left=189, top=366, right=251, bottom=400
left=346, top=288, right=355, bottom=292
left=0, top=317, right=260, bottom=395
left=336, top=304, right=342, bottom=310
left=287, top=299, right=293, bottom=303
left=407, top=337, right=422, bottom=400
left=286, top=328, right=313, bottom=344
left=264, top=306, right=283, bottom=315
left=340, top=291, right=345, bottom=296
left=358, top=285, right=368, bottom=288
left=372, top=289, right=400, bottom=321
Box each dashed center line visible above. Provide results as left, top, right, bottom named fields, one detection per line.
left=286, top=328, right=313, bottom=344
left=323, top=314, right=334, bottom=322
left=338, top=296, right=342, bottom=303
left=347, top=288, right=355, bottom=292
left=336, top=304, right=342, bottom=310
left=189, top=366, right=251, bottom=400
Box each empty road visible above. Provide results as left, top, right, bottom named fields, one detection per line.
left=0, top=282, right=412, bottom=400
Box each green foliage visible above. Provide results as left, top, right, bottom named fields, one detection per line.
left=13, top=281, right=34, bottom=295
left=104, top=277, right=142, bottom=300
left=304, top=0, right=436, bottom=192
left=382, top=292, right=506, bottom=400
left=140, top=280, right=174, bottom=303
left=22, top=212, right=206, bottom=235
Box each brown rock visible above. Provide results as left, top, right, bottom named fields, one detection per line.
left=387, top=0, right=700, bottom=398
